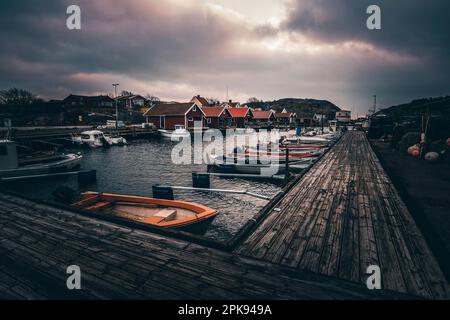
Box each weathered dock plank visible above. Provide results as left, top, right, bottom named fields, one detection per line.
left=0, top=191, right=410, bottom=300
left=235, top=131, right=448, bottom=299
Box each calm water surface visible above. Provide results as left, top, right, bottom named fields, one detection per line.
left=7, top=137, right=281, bottom=241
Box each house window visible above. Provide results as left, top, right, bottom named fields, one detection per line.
left=207, top=118, right=212, bottom=124
left=188, top=116, right=194, bottom=121
left=192, top=105, right=197, bottom=111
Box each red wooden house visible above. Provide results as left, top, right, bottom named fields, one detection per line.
left=144, top=102, right=205, bottom=130
left=251, top=110, right=275, bottom=125
left=274, top=112, right=296, bottom=125
left=202, top=106, right=231, bottom=129
left=227, top=107, right=252, bottom=128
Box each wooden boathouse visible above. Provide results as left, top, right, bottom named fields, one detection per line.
left=0, top=131, right=447, bottom=299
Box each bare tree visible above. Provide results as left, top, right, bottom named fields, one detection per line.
left=0, top=88, right=40, bottom=105
left=145, top=94, right=160, bottom=103
left=206, top=97, right=220, bottom=105
left=120, top=90, right=134, bottom=97
left=247, top=97, right=261, bottom=103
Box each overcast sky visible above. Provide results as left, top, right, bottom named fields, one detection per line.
left=1, top=0, right=449, bottom=114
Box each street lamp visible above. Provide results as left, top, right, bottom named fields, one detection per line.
left=112, top=83, right=119, bottom=130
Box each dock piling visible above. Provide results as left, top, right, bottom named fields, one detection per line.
left=192, top=172, right=211, bottom=189
left=152, top=184, right=175, bottom=200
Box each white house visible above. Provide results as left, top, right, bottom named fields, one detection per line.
left=336, top=110, right=351, bottom=123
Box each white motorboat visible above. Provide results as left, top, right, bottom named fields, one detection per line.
left=158, top=125, right=191, bottom=139
left=247, top=146, right=325, bottom=156
left=214, top=160, right=312, bottom=175
left=286, top=135, right=331, bottom=144
left=0, top=140, right=83, bottom=179
left=209, top=154, right=313, bottom=175
left=72, top=130, right=110, bottom=148
left=104, top=134, right=127, bottom=146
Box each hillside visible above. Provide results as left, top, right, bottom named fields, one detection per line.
left=245, top=98, right=341, bottom=117
left=377, top=96, right=450, bottom=119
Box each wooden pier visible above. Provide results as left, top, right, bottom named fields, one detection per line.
left=235, top=131, right=448, bottom=299
left=0, top=131, right=447, bottom=299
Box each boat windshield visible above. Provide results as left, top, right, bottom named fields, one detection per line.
left=81, top=134, right=91, bottom=139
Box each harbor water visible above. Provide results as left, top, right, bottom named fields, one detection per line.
left=5, top=137, right=281, bottom=242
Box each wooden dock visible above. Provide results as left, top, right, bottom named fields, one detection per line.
left=235, top=131, right=448, bottom=299
left=0, top=192, right=407, bottom=300
left=0, top=131, right=447, bottom=299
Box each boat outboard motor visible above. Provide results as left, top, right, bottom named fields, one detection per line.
left=100, top=136, right=111, bottom=148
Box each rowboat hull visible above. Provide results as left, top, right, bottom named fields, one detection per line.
left=214, top=159, right=312, bottom=175
left=0, top=153, right=82, bottom=179
left=72, top=192, right=218, bottom=235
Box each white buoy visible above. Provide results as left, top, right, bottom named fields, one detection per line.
left=424, top=152, right=439, bottom=162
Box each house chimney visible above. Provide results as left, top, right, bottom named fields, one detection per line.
left=229, top=99, right=232, bottom=103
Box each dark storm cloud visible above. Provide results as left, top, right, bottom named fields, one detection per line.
left=0, top=0, right=449, bottom=112
left=280, top=0, right=450, bottom=109
left=283, top=0, right=450, bottom=58
left=0, top=0, right=247, bottom=97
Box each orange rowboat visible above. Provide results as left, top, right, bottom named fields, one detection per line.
left=72, top=192, right=218, bottom=234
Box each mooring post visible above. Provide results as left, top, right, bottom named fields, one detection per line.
left=284, top=147, right=290, bottom=185
left=152, top=184, right=174, bottom=200
left=192, top=172, right=211, bottom=189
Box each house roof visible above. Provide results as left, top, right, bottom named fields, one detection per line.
left=144, top=102, right=205, bottom=116
left=192, top=95, right=210, bottom=106
left=63, top=94, right=114, bottom=103
left=145, top=103, right=193, bottom=116
left=228, top=107, right=250, bottom=118
left=252, top=110, right=274, bottom=120
left=117, top=95, right=146, bottom=101
left=221, top=101, right=240, bottom=108
left=202, top=107, right=226, bottom=117
left=275, top=112, right=294, bottom=118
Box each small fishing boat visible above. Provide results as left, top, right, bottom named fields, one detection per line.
left=214, top=160, right=312, bottom=175
left=72, top=192, right=218, bottom=234
left=158, top=125, right=191, bottom=139
left=286, top=135, right=331, bottom=144
left=0, top=140, right=82, bottom=179
left=72, top=130, right=110, bottom=148
left=104, top=133, right=127, bottom=146
left=210, top=154, right=313, bottom=175
left=246, top=147, right=324, bottom=157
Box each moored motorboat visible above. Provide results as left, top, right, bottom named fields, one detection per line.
left=214, top=160, right=312, bottom=175
left=286, top=135, right=331, bottom=144
left=104, top=133, right=127, bottom=146
left=210, top=154, right=313, bottom=175
left=72, top=192, right=218, bottom=234
left=0, top=140, right=82, bottom=179
left=158, top=125, right=191, bottom=139
left=72, top=130, right=110, bottom=148
left=245, top=147, right=323, bottom=157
